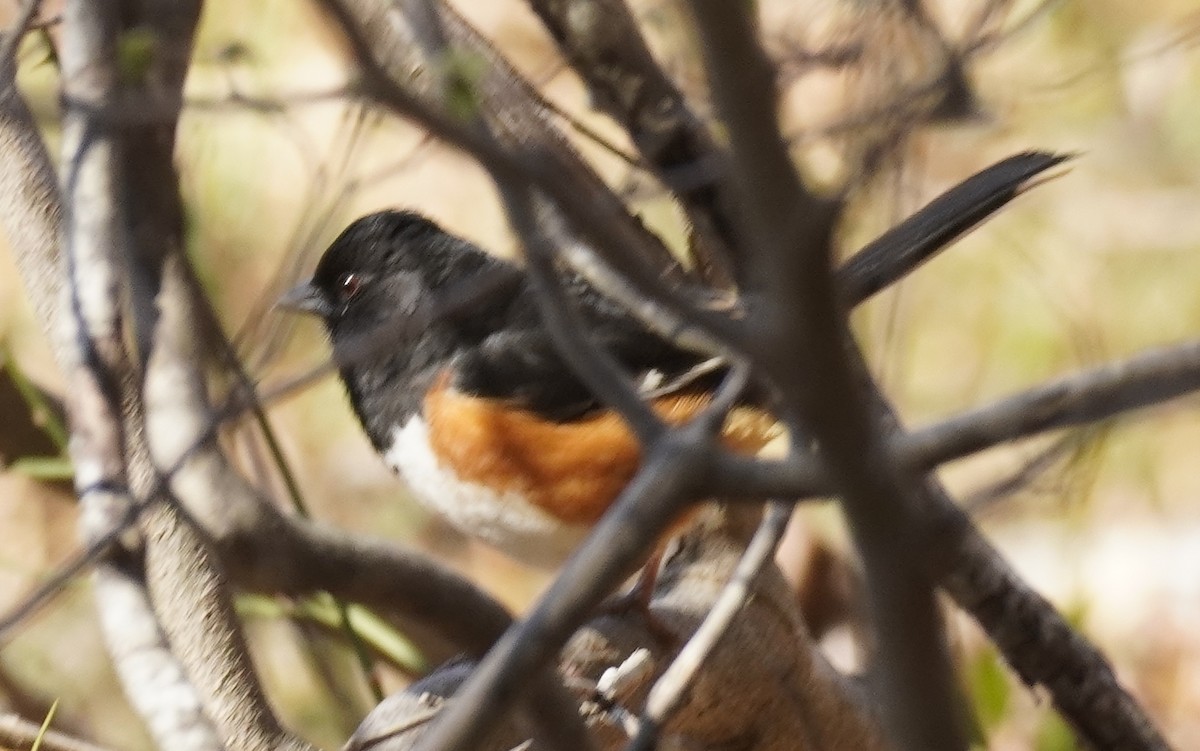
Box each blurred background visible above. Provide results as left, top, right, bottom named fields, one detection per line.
left=1, top=0, right=1199, bottom=748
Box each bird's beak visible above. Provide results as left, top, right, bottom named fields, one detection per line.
left=277, top=282, right=333, bottom=317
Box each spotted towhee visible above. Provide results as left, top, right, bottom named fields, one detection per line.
left=279, top=151, right=1066, bottom=568
left=280, top=211, right=778, bottom=567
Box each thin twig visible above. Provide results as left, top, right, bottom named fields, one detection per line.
left=0, top=0, right=42, bottom=65
left=1, top=711, right=112, bottom=751
left=900, top=339, right=1200, bottom=470
left=512, top=195, right=666, bottom=443
left=962, top=431, right=1091, bottom=512
left=630, top=502, right=792, bottom=750
left=526, top=0, right=741, bottom=284
left=712, top=337, right=1200, bottom=501
left=0, top=504, right=135, bottom=642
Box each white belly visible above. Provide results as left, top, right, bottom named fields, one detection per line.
left=383, top=415, right=589, bottom=569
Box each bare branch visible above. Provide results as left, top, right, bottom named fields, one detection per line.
left=686, top=4, right=965, bottom=749
left=525, top=0, right=741, bottom=286
left=56, top=0, right=224, bottom=746
left=130, top=0, right=320, bottom=741
left=902, top=339, right=1200, bottom=468
left=52, top=0, right=321, bottom=747
left=704, top=345, right=1188, bottom=747
left=931, top=509, right=1169, bottom=749
left=714, top=337, right=1200, bottom=500
left=145, top=257, right=314, bottom=751
left=0, top=2, right=63, bottom=346
left=92, top=559, right=224, bottom=751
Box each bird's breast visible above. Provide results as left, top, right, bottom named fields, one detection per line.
left=383, top=374, right=782, bottom=568
left=384, top=412, right=591, bottom=568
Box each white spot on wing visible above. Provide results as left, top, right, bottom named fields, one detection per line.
left=638, top=356, right=726, bottom=399
left=638, top=369, right=665, bottom=392
left=384, top=416, right=587, bottom=569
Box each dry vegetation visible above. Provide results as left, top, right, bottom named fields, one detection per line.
left=1, top=1, right=1199, bottom=749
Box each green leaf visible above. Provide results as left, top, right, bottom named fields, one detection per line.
left=1035, top=709, right=1078, bottom=751
left=9, top=456, right=74, bottom=481
left=237, top=594, right=426, bottom=675
left=968, top=646, right=1012, bottom=731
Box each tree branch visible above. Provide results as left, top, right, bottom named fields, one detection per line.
left=145, top=257, right=314, bottom=751
left=712, top=337, right=1200, bottom=500
left=0, top=0, right=64, bottom=348
left=686, top=4, right=965, bottom=749
left=56, top=0, right=224, bottom=747
left=525, top=0, right=741, bottom=286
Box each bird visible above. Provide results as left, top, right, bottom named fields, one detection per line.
left=277, top=152, right=1067, bottom=568
left=279, top=210, right=779, bottom=569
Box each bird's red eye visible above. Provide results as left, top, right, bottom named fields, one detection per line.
left=337, top=272, right=363, bottom=301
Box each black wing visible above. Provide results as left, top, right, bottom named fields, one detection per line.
left=451, top=271, right=720, bottom=421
